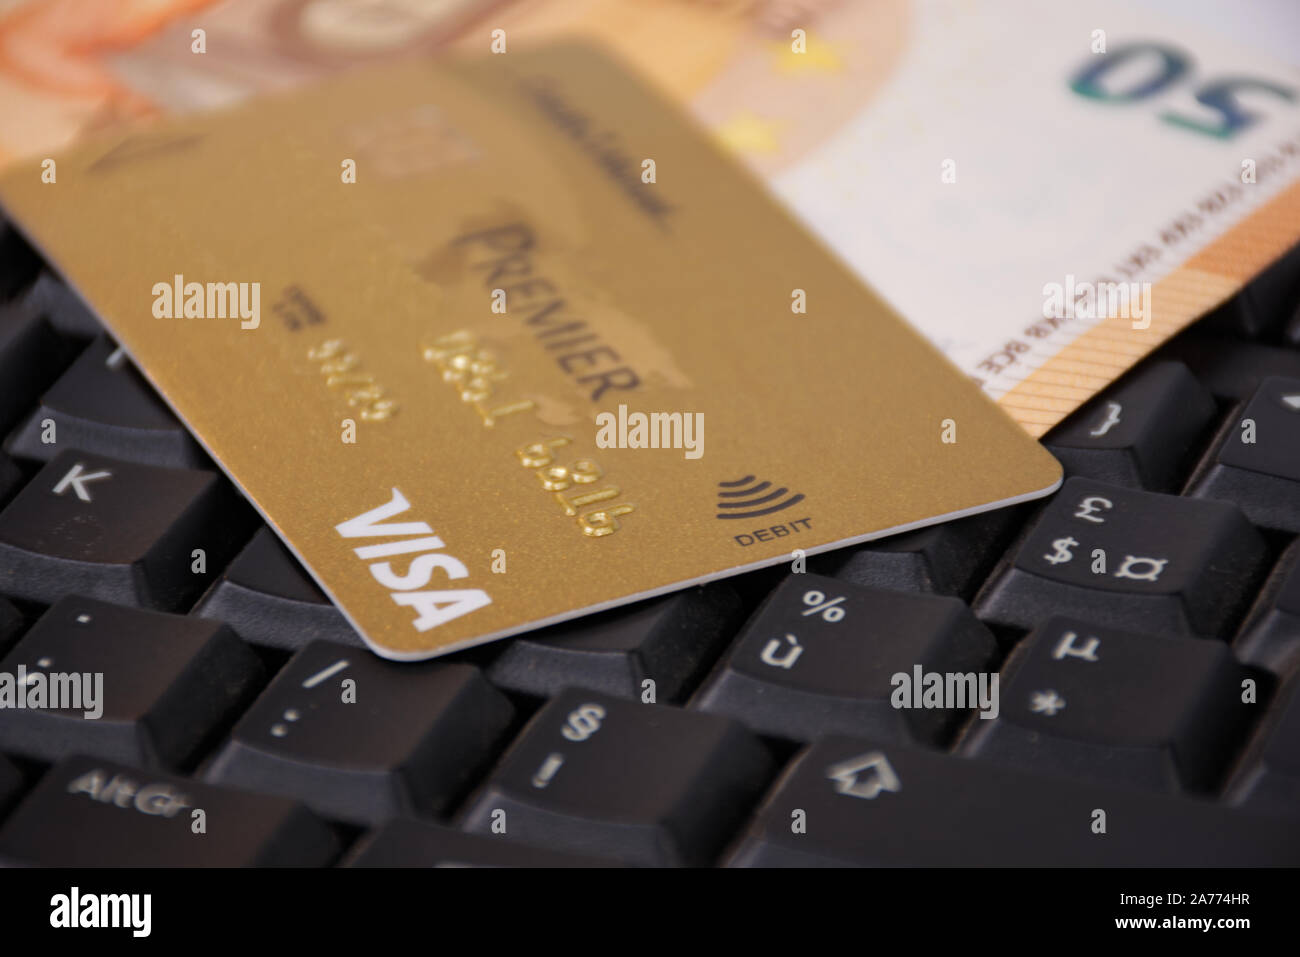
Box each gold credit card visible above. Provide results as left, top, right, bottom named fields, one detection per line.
left=0, top=43, right=1060, bottom=659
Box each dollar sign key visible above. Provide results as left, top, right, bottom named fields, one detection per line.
left=1044, top=537, right=1077, bottom=565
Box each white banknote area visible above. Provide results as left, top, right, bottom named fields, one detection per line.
left=767, top=0, right=1300, bottom=396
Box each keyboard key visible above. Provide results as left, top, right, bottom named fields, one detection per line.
left=1287, top=308, right=1300, bottom=347
left=15, top=269, right=101, bottom=340
left=0, top=753, right=21, bottom=818
left=693, top=574, right=998, bottom=744
left=1199, top=240, right=1300, bottom=340
left=0, top=222, right=40, bottom=301
left=1226, top=678, right=1300, bottom=816
left=0, top=450, right=253, bottom=610
left=0, top=597, right=263, bottom=768
left=974, top=477, right=1268, bottom=639
left=0, top=755, right=339, bottom=866
left=345, top=819, right=620, bottom=867
left=0, top=451, right=21, bottom=507
left=193, top=526, right=363, bottom=650
left=5, top=336, right=203, bottom=467
left=0, top=303, right=74, bottom=434
left=487, top=584, right=741, bottom=702
left=1161, top=335, right=1300, bottom=402
left=725, top=735, right=1300, bottom=866
left=1044, top=361, right=1216, bottom=491
left=1235, top=540, right=1300, bottom=675
left=1186, top=376, right=1300, bottom=532
left=821, top=507, right=1020, bottom=596
left=961, top=616, right=1256, bottom=792
left=461, top=690, right=774, bottom=866
left=0, top=593, right=21, bottom=656
left=205, top=639, right=513, bottom=825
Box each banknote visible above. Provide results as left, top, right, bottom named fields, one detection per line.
left=0, top=0, right=1298, bottom=434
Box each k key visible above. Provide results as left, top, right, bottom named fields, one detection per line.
left=0, top=450, right=253, bottom=610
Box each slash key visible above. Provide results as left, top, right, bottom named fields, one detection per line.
left=205, top=639, right=514, bottom=825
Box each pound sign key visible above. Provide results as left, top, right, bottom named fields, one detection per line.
left=992, top=477, right=1270, bottom=639
left=1074, top=496, right=1113, bottom=524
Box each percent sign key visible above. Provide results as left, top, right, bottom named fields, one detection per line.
left=697, top=573, right=999, bottom=744
left=801, top=589, right=847, bottom=623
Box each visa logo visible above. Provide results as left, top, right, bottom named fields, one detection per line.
left=335, top=489, right=491, bottom=633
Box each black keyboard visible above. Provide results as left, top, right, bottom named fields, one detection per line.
left=1, top=224, right=1299, bottom=868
